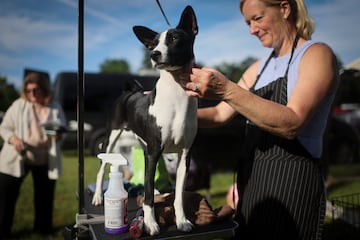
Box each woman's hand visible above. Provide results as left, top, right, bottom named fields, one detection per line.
left=9, top=135, right=25, bottom=153
left=184, top=67, right=232, bottom=100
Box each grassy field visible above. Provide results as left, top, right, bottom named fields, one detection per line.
left=11, top=151, right=99, bottom=239
left=9, top=151, right=360, bottom=239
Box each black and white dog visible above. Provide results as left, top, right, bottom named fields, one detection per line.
left=92, top=5, right=198, bottom=235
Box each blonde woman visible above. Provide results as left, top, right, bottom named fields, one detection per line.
left=184, top=0, right=338, bottom=239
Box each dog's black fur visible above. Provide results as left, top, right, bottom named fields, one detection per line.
left=95, top=6, right=199, bottom=235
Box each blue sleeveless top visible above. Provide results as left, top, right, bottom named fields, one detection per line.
left=254, top=40, right=336, bottom=158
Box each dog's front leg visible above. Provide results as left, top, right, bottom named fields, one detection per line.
left=143, top=152, right=161, bottom=236
left=92, top=161, right=106, bottom=205
left=174, top=150, right=193, bottom=232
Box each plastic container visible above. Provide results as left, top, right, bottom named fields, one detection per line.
left=98, top=153, right=129, bottom=234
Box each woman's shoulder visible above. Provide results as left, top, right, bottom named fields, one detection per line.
left=301, top=40, right=336, bottom=65
left=294, top=39, right=336, bottom=73
left=1, top=98, right=28, bottom=120
left=308, top=41, right=334, bottom=55
left=8, top=98, right=27, bottom=109
left=298, top=40, right=339, bottom=90
left=299, top=39, right=334, bottom=58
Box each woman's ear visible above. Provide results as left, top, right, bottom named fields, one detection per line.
left=280, top=0, right=291, bottom=19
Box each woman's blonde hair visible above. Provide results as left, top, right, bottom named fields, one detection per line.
left=21, top=72, right=52, bottom=104
left=240, top=0, right=314, bottom=40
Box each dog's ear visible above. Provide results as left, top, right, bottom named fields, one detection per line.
left=176, top=5, right=198, bottom=37
left=133, top=26, right=158, bottom=50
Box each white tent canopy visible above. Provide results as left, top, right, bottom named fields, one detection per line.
left=346, top=58, right=360, bottom=70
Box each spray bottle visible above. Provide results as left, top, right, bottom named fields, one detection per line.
left=97, top=153, right=129, bottom=234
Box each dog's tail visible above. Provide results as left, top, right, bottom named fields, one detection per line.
left=101, top=79, right=146, bottom=152
left=118, top=79, right=145, bottom=121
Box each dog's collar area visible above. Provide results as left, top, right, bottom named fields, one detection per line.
left=157, top=65, right=184, bottom=72
left=159, top=64, right=192, bottom=81
left=161, top=61, right=194, bottom=73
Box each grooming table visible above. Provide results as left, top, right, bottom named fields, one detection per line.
left=83, top=193, right=238, bottom=240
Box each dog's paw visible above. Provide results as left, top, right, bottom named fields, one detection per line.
left=176, top=218, right=193, bottom=232
left=92, top=194, right=102, bottom=206
left=143, top=205, right=160, bottom=235
left=144, top=220, right=160, bottom=236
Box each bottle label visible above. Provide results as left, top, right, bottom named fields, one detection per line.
left=104, top=197, right=128, bottom=229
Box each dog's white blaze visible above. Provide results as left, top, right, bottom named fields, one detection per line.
left=152, top=31, right=168, bottom=66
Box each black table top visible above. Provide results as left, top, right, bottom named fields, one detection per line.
left=89, top=219, right=238, bottom=240
left=84, top=191, right=238, bottom=240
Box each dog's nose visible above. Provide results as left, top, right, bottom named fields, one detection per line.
left=151, top=51, right=161, bottom=62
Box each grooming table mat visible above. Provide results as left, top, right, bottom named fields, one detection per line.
left=84, top=192, right=238, bottom=239
left=89, top=219, right=237, bottom=240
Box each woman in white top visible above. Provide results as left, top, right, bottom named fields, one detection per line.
left=0, top=72, right=66, bottom=237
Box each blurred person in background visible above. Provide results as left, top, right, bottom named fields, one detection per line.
left=0, top=72, right=66, bottom=238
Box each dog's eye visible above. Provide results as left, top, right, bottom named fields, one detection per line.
left=171, top=36, right=177, bottom=42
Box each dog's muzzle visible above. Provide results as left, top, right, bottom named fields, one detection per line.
left=151, top=51, right=162, bottom=62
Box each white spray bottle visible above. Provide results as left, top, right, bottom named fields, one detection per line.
left=97, top=153, right=129, bottom=234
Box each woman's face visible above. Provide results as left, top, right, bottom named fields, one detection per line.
left=25, top=83, right=44, bottom=104
left=242, top=0, right=285, bottom=49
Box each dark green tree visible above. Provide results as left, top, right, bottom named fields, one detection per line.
left=99, top=59, right=130, bottom=73
left=0, top=76, right=19, bottom=112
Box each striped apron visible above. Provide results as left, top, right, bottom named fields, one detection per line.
left=235, top=35, right=326, bottom=240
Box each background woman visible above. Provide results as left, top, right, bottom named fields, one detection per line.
left=0, top=72, right=66, bottom=238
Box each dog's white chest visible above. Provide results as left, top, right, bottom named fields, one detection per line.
left=149, top=74, right=197, bottom=148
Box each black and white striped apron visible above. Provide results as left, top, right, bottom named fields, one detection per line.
left=235, top=35, right=326, bottom=240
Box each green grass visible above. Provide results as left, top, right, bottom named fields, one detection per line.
left=11, top=151, right=101, bottom=240
left=327, top=180, right=360, bottom=199
left=197, top=172, right=235, bottom=209
left=327, top=163, right=360, bottom=199
left=9, top=152, right=360, bottom=239
left=328, top=163, right=360, bottom=178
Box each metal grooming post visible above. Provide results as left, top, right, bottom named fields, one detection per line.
left=77, top=0, right=85, bottom=214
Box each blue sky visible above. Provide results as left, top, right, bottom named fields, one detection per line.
left=0, top=0, right=359, bottom=88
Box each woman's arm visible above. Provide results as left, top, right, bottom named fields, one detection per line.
left=195, top=61, right=261, bottom=128
left=187, top=44, right=338, bottom=139
left=197, top=102, right=237, bottom=128
left=0, top=99, right=25, bottom=152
